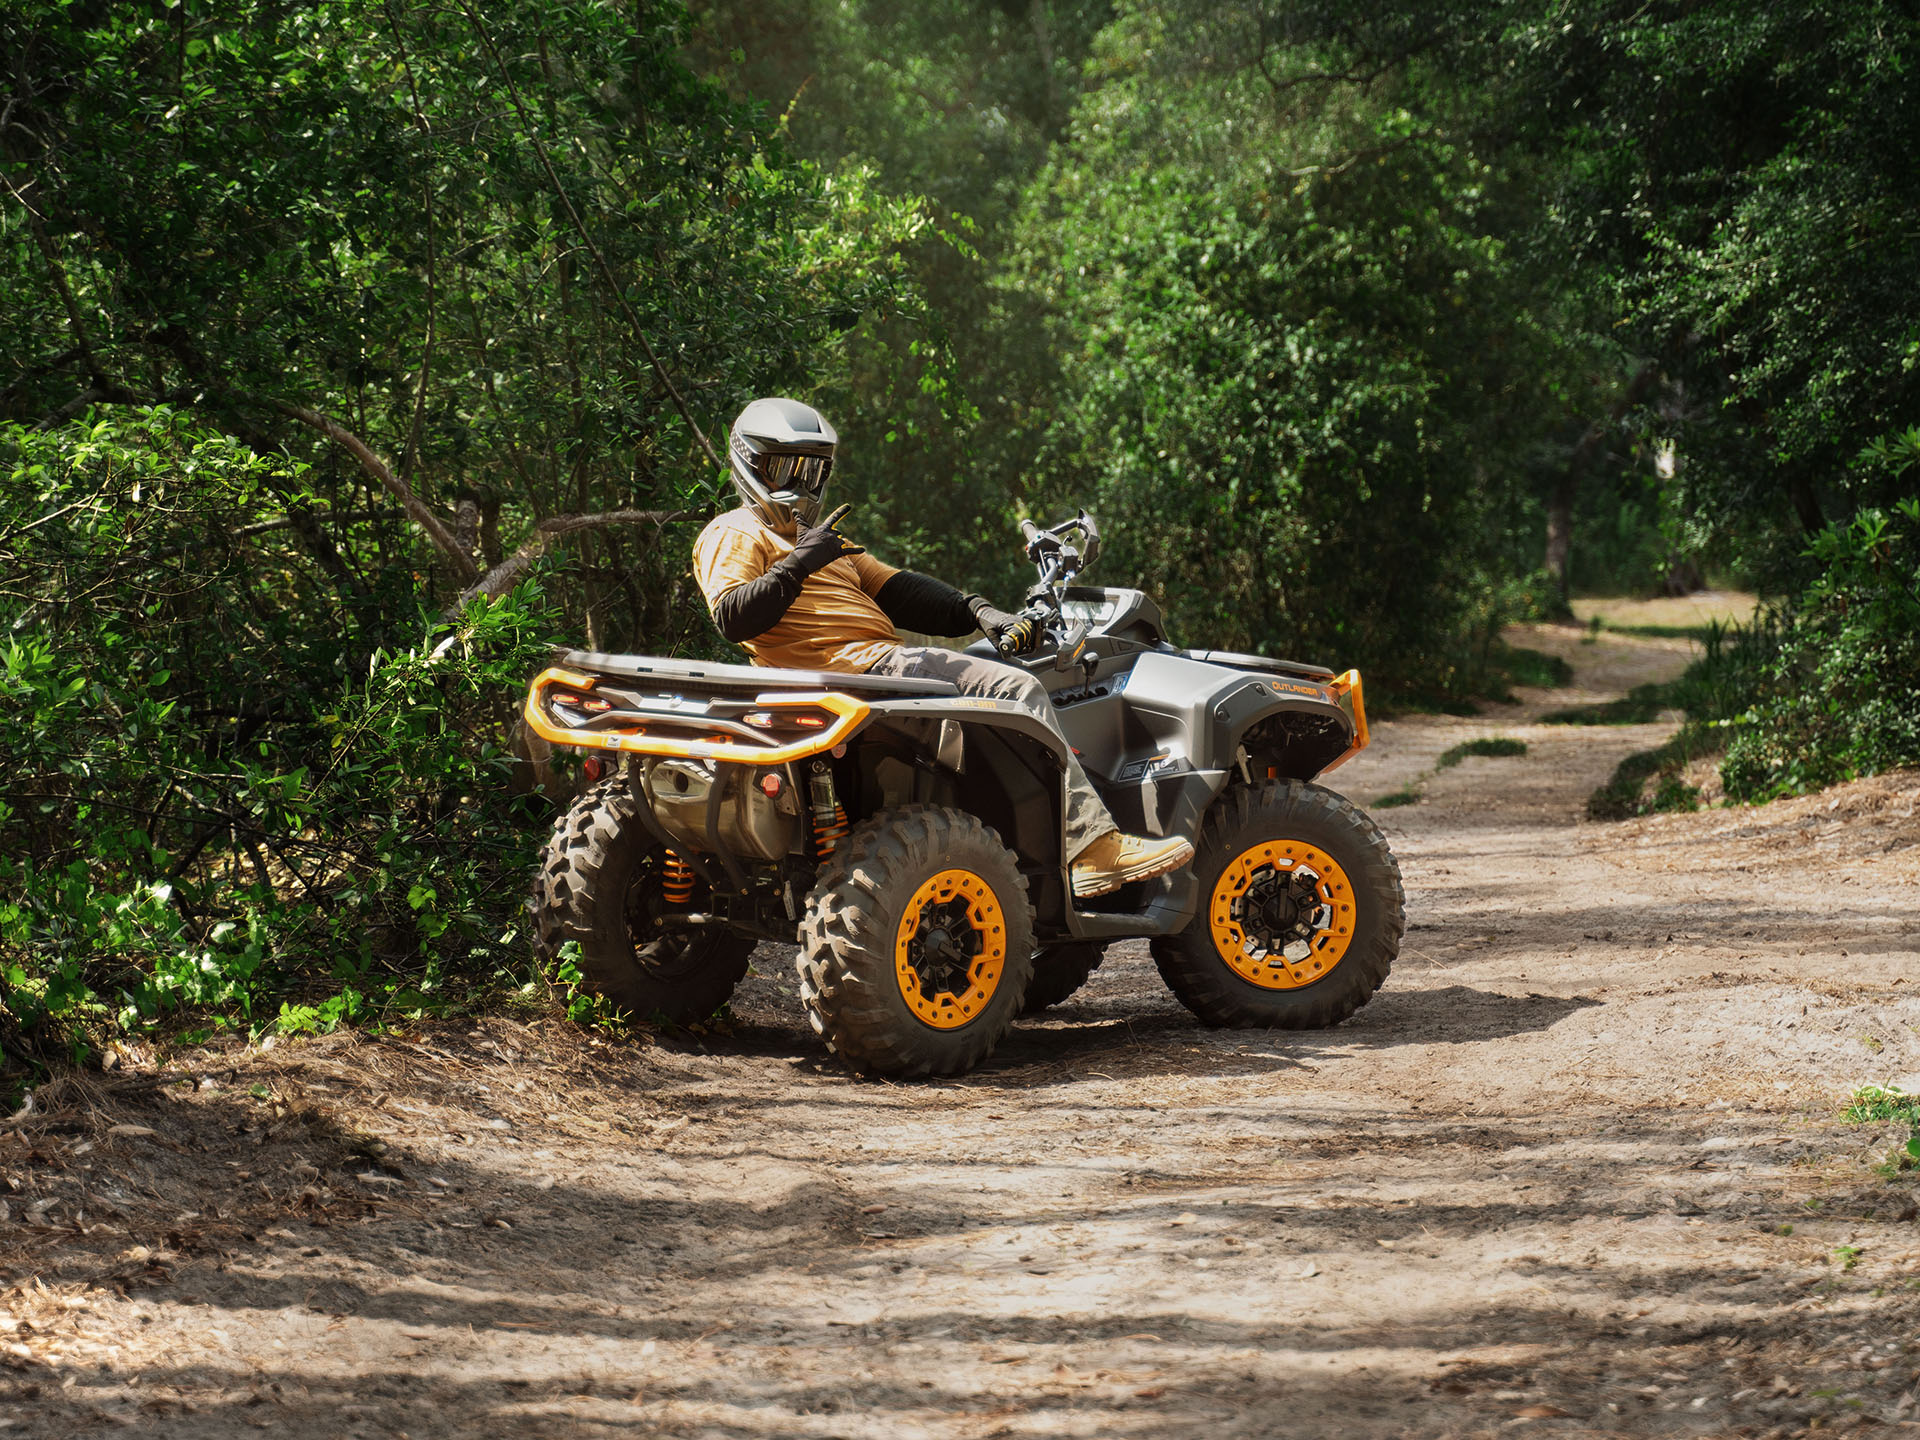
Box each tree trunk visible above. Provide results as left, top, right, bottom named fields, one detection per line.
left=1545, top=361, right=1662, bottom=617
left=1543, top=473, right=1577, bottom=617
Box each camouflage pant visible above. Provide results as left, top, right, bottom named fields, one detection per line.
left=866, top=645, right=1117, bottom=861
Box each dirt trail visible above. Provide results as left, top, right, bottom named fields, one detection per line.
left=6, top=621, right=1920, bottom=1439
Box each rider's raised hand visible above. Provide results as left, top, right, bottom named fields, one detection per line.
left=787, top=502, right=864, bottom=575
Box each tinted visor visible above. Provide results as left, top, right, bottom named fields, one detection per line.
left=756, top=451, right=832, bottom=496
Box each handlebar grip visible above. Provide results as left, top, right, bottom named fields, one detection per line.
left=1019, top=519, right=1040, bottom=544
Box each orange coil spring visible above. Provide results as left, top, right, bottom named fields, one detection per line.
left=661, top=851, right=695, bottom=906
left=812, top=804, right=850, bottom=859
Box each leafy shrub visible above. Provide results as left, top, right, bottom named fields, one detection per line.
left=1713, top=488, right=1920, bottom=802
left=0, top=413, right=562, bottom=1071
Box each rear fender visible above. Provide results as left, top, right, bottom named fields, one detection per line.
left=861, top=697, right=1073, bottom=928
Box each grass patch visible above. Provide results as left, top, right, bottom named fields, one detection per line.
left=1597, top=621, right=1723, bottom=642
left=1585, top=722, right=1724, bottom=819
left=1543, top=681, right=1679, bottom=726
left=1844, top=1083, right=1920, bottom=1126
left=1489, top=641, right=1574, bottom=696
left=1371, top=784, right=1423, bottom=808
left=1436, top=737, right=1528, bottom=770
left=1369, top=694, right=1483, bottom=720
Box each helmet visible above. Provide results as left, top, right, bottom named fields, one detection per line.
left=728, top=397, right=837, bottom=529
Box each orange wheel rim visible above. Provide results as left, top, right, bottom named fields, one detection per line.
left=894, top=869, right=1007, bottom=1030
left=1207, top=839, right=1356, bottom=990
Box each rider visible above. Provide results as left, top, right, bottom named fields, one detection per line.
left=693, top=396, right=1194, bottom=899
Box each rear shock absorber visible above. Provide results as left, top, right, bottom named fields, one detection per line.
left=661, top=850, right=695, bottom=906
left=808, top=759, right=849, bottom=859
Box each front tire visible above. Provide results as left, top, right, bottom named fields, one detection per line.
left=532, top=777, right=755, bottom=1023
left=1151, top=780, right=1403, bottom=1029
left=798, top=805, right=1036, bottom=1078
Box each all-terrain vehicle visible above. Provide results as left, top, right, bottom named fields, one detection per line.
left=525, top=512, right=1404, bottom=1077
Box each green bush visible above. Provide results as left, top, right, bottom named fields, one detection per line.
left=0, top=413, right=561, bottom=1071
left=1714, top=489, right=1920, bottom=802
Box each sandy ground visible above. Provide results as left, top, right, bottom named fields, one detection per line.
left=4, top=620, right=1919, bottom=1440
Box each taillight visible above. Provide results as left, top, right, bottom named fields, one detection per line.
left=554, top=691, right=612, bottom=714
left=743, top=709, right=830, bottom=730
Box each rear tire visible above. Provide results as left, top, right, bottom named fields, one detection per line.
left=1151, top=780, right=1402, bottom=1029
left=798, top=805, right=1035, bottom=1078
left=532, top=777, right=754, bottom=1023
left=1021, top=942, right=1105, bottom=1013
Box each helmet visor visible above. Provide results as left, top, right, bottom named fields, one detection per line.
left=757, top=452, right=832, bottom=498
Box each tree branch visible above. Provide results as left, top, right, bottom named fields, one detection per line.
left=0, top=164, right=132, bottom=401
left=258, top=398, right=479, bottom=584
left=447, top=508, right=689, bottom=614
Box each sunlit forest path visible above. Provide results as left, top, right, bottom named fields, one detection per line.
left=8, top=618, right=1920, bottom=1440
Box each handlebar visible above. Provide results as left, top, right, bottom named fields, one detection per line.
left=1000, top=509, right=1103, bottom=666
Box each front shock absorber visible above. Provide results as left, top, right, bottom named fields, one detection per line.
left=661, top=850, right=695, bottom=906
left=808, top=759, right=849, bottom=859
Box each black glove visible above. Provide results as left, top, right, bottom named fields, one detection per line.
left=783, top=503, right=864, bottom=576
left=970, top=599, right=1042, bottom=656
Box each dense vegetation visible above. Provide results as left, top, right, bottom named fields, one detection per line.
left=5, top=0, right=1917, bottom=1067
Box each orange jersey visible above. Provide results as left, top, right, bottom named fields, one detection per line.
left=692, top=508, right=901, bottom=672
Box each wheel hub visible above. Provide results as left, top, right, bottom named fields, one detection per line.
left=1207, top=839, right=1357, bottom=990
left=907, top=903, right=979, bottom=996
left=894, top=870, right=1008, bottom=1030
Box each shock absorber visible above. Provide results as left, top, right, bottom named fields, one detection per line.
left=661, top=850, right=695, bottom=906
left=808, top=759, right=849, bottom=859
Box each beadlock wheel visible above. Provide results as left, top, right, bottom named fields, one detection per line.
left=1153, top=779, right=1403, bottom=1029
left=798, top=805, right=1035, bottom=1078
left=893, top=869, right=1009, bottom=1029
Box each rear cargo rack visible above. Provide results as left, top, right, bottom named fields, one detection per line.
left=524, top=667, right=873, bottom=763
left=557, top=649, right=960, bottom=697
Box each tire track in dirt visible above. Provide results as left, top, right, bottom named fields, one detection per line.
left=5, top=622, right=1918, bottom=1438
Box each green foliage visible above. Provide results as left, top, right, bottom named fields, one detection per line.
left=1586, top=727, right=1722, bottom=821
left=1370, top=784, right=1423, bottom=810
left=1, top=0, right=933, bottom=647
left=1713, top=495, right=1920, bottom=802
left=1844, top=1084, right=1920, bottom=1128
left=1435, top=737, right=1527, bottom=771
left=0, top=0, right=939, bottom=1067
left=1494, top=0, right=1920, bottom=589
left=1489, top=644, right=1574, bottom=695
left=0, top=411, right=561, bottom=1059
left=548, top=941, right=633, bottom=1034
left=997, top=5, right=1596, bottom=697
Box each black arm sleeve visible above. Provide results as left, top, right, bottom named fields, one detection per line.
left=874, top=570, right=981, bottom=637
left=710, top=558, right=806, bottom=642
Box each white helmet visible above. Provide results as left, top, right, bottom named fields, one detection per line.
left=728, top=397, right=837, bottom=528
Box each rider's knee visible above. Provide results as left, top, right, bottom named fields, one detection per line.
left=1001, top=667, right=1049, bottom=711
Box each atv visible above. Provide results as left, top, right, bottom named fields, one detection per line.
left=525, top=511, right=1404, bottom=1077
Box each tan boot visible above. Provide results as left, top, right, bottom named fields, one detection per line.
left=1070, top=830, right=1195, bottom=899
